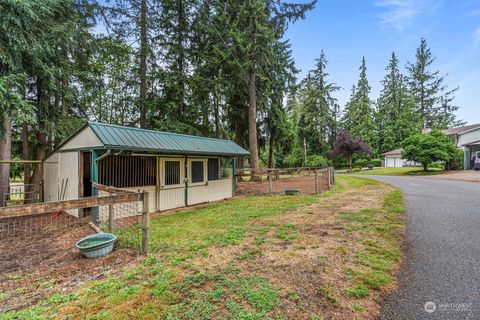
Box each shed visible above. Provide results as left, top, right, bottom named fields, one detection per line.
left=43, top=122, right=249, bottom=216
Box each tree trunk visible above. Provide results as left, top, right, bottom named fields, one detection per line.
left=423, top=163, right=427, bottom=172
left=139, top=0, right=148, bottom=128
left=348, top=154, right=353, bottom=171
left=22, top=122, right=32, bottom=203
left=0, top=117, right=12, bottom=207
left=248, top=31, right=259, bottom=176
left=268, top=134, right=274, bottom=169
left=61, top=76, right=68, bottom=117
left=214, top=90, right=219, bottom=138
left=30, top=77, right=49, bottom=201
left=177, top=0, right=185, bottom=119
left=235, top=122, right=245, bottom=181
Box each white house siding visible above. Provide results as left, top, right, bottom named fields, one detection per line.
left=58, top=151, right=79, bottom=217
left=60, top=126, right=103, bottom=151
left=187, top=178, right=233, bottom=206
left=43, top=153, right=59, bottom=202
left=97, top=185, right=156, bottom=223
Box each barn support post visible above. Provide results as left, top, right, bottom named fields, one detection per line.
left=232, top=157, right=237, bottom=195
left=91, top=150, right=99, bottom=224
left=142, top=191, right=150, bottom=255
left=184, top=155, right=188, bottom=207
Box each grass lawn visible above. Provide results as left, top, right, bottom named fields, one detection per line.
left=354, top=167, right=444, bottom=176
left=5, top=176, right=405, bottom=320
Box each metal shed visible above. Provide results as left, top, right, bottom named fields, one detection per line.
left=43, top=122, right=249, bottom=216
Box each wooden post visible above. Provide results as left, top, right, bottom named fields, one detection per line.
left=268, top=170, right=273, bottom=194
left=327, top=168, right=332, bottom=190
left=142, top=191, right=150, bottom=255
left=315, top=169, right=319, bottom=194
left=108, top=204, right=114, bottom=233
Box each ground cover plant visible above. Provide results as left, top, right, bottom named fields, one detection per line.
left=354, top=167, right=444, bottom=176
left=5, top=176, right=405, bottom=320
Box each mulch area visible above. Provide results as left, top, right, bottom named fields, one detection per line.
left=0, top=212, right=141, bottom=312
left=236, top=175, right=330, bottom=196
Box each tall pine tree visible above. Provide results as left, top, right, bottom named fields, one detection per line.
left=376, top=52, right=420, bottom=153
left=406, top=38, right=462, bottom=129
left=342, top=57, right=375, bottom=149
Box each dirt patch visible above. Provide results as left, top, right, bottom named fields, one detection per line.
left=0, top=213, right=141, bottom=312
left=237, top=175, right=330, bottom=195
left=191, top=183, right=402, bottom=319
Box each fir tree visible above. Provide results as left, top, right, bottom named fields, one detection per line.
left=406, top=38, right=463, bottom=128
left=342, top=57, right=375, bottom=149
left=298, top=50, right=340, bottom=156
left=376, top=52, right=420, bottom=153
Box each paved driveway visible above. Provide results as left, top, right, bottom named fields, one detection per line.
left=356, top=175, right=480, bottom=319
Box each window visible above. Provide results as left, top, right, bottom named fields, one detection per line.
left=165, top=161, right=180, bottom=185
left=191, top=161, right=204, bottom=183
left=98, top=155, right=156, bottom=188
left=208, top=158, right=220, bottom=181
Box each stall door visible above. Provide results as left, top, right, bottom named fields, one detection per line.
left=158, top=158, right=186, bottom=211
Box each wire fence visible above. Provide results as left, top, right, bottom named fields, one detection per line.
left=0, top=184, right=149, bottom=312
left=236, top=167, right=335, bottom=196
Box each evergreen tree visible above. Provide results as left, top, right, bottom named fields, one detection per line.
left=298, top=50, right=340, bottom=156
left=342, top=57, right=375, bottom=149
left=406, top=38, right=462, bottom=128
left=376, top=52, right=420, bottom=153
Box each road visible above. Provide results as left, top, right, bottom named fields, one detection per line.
left=356, top=175, right=480, bottom=319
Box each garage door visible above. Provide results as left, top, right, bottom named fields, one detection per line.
left=386, top=157, right=403, bottom=168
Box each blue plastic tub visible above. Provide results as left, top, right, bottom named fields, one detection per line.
left=76, top=233, right=117, bottom=258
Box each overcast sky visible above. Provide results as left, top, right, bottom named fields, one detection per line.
left=284, top=0, right=480, bottom=125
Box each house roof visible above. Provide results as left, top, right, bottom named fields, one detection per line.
left=442, top=124, right=480, bottom=136
left=59, top=122, right=250, bottom=156
left=382, top=148, right=403, bottom=156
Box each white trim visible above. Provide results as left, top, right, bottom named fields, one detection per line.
left=159, top=157, right=185, bottom=190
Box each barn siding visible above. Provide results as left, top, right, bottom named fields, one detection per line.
left=43, top=153, right=59, bottom=202
left=188, top=179, right=232, bottom=205
left=58, top=151, right=79, bottom=217
left=60, top=126, right=103, bottom=151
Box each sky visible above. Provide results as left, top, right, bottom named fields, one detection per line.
left=284, top=0, right=480, bottom=125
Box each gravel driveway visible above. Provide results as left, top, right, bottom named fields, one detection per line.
left=424, top=170, right=480, bottom=183
left=356, top=175, right=480, bottom=319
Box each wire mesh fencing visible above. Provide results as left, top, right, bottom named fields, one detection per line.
left=236, top=167, right=335, bottom=196
left=0, top=184, right=149, bottom=312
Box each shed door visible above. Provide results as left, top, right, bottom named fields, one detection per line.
left=158, top=158, right=186, bottom=211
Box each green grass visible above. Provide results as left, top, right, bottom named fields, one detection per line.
left=4, top=176, right=404, bottom=319
left=355, top=167, right=443, bottom=176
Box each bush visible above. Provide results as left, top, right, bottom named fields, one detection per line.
left=353, top=159, right=382, bottom=168
left=305, top=155, right=330, bottom=168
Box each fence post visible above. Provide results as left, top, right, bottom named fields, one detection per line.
left=142, top=191, right=150, bottom=255
left=268, top=170, right=273, bottom=194
left=315, top=169, right=319, bottom=194
left=108, top=204, right=114, bottom=233
left=327, top=168, right=331, bottom=190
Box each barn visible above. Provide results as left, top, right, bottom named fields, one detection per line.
left=43, top=122, right=249, bottom=216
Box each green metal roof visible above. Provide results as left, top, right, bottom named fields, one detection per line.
left=88, top=122, right=249, bottom=156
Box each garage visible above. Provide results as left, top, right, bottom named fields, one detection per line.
left=383, top=149, right=404, bottom=168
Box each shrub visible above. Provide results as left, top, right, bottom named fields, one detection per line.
left=305, top=155, right=330, bottom=168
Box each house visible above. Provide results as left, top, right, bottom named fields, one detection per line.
left=382, top=148, right=417, bottom=168
left=382, top=124, right=480, bottom=169
left=43, top=122, right=249, bottom=216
